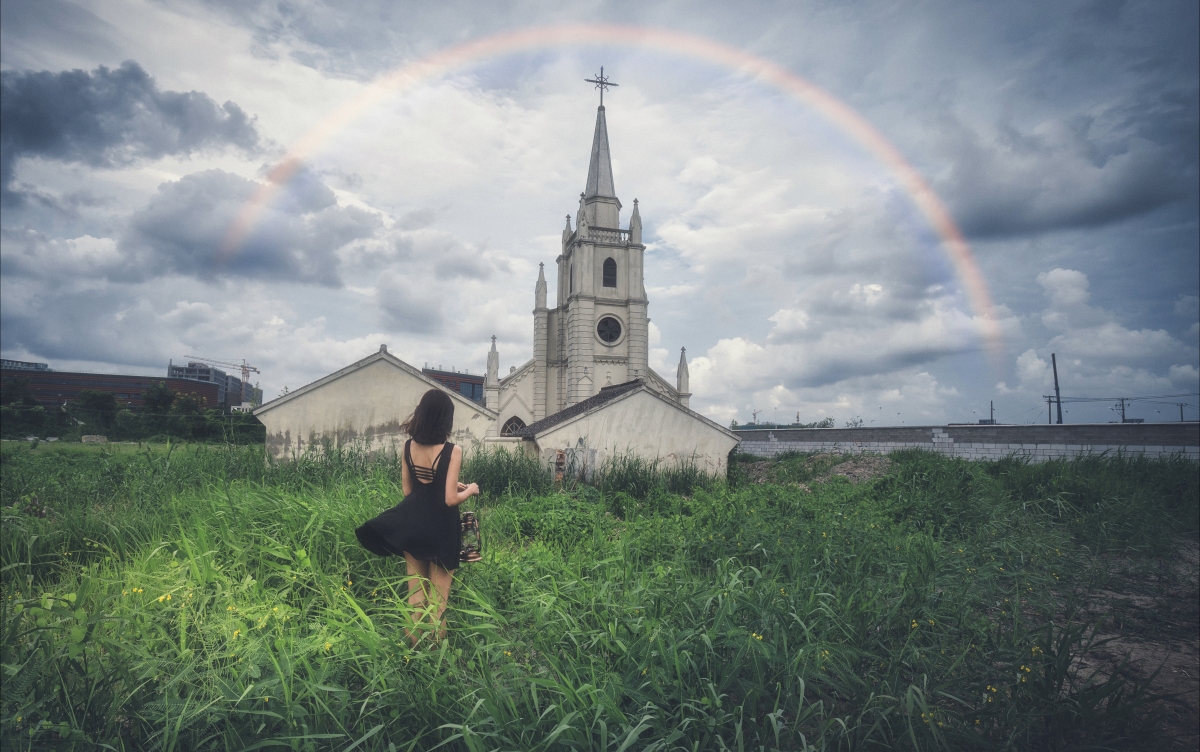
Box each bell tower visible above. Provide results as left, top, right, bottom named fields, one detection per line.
left=489, top=70, right=687, bottom=433
left=552, top=92, right=649, bottom=408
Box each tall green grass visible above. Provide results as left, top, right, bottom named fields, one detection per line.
left=1, top=441, right=1195, bottom=750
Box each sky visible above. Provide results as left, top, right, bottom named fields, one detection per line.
left=1, top=0, right=1197, bottom=426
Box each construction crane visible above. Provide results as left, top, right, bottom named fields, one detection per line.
left=185, top=356, right=261, bottom=403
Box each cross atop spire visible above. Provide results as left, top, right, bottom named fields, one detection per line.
left=584, top=66, right=618, bottom=107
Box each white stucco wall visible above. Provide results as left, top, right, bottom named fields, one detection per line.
left=497, top=359, right=537, bottom=432
left=530, top=388, right=738, bottom=476
left=255, top=355, right=495, bottom=461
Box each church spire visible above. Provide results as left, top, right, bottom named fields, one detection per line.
left=486, top=335, right=499, bottom=385
left=584, top=105, right=616, bottom=199
left=677, top=347, right=691, bottom=409
left=535, top=262, right=547, bottom=309
left=630, top=198, right=642, bottom=244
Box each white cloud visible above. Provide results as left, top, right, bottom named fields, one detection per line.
left=849, top=283, right=885, bottom=307
left=1037, top=268, right=1090, bottom=307
left=1015, top=349, right=1051, bottom=389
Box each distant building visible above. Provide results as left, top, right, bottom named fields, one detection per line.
left=168, top=361, right=229, bottom=405
left=422, top=366, right=485, bottom=404
left=0, top=368, right=220, bottom=409
left=168, top=360, right=262, bottom=409
left=1, top=359, right=52, bottom=372
left=167, top=362, right=238, bottom=409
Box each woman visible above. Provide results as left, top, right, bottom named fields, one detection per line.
left=355, top=389, right=479, bottom=646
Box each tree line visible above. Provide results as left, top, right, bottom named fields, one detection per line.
left=0, top=376, right=265, bottom=443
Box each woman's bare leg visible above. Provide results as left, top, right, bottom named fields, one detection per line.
left=427, top=563, right=453, bottom=642
left=403, top=553, right=432, bottom=647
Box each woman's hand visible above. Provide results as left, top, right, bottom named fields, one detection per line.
left=448, top=480, right=480, bottom=506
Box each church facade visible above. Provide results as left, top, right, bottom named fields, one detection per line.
left=253, top=94, right=738, bottom=472
left=485, top=103, right=691, bottom=437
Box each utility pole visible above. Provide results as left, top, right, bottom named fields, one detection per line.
left=1051, top=353, right=1063, bottom=424
left=1046, top=396, right=1053, bottom=424
left=1116, top=398, right=1127, bottom=422
left=1180, top=403, right=1187, bottom=422
left=991, top=400, right=995, bottom=423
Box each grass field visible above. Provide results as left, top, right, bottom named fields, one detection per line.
left=1, top=440, right=1197, bottom=751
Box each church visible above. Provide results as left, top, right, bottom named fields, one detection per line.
left=254, top=88, right=738, bottom=474
left=484, top=100, right=691, bottom=437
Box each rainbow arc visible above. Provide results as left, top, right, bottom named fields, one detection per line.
left=220, top=24, right=1002, bottom=356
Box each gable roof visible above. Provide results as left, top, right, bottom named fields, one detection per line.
left=643, top=366, right=679, bottom=398
left=253, top=346, right=497, bottom=418
left=514, top=379, right=737, bottom=441
left=499, top=357, right=535, bottom=387
left=514, top=379, right=641, bottom=437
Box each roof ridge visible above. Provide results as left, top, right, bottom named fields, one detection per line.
left=514, top=378, right=642, bottom=437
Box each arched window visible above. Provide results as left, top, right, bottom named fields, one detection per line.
left=602, top=257, right=617, bottom=287
left=501, top=416, right=527, bottom=436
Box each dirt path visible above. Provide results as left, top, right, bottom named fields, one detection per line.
left=1077, top=537, right=1200, bottom=750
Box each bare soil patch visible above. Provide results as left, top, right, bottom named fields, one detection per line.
left=741, top=452, right=892, bottom=490
left=1077, top=537, right=1200, bottom=750
left=825, top=455, right=892, bottom=484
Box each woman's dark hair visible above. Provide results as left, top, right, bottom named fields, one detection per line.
left=402, top=389, right=455, bottom=445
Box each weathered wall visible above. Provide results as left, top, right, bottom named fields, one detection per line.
left=496, top=360, right=537, bottom=435
left=257, top=359, right=495, bottom=461
left=736, top=423, right=1200, bottom=462
left=532, top=389, right=739, bottom=476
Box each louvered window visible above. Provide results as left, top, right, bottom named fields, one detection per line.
left=602, top=257, right=617, bottom=287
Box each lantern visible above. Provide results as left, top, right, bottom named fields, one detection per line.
left=460, top=512, right=482, bottom=563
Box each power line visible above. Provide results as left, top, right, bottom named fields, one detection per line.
left=1053, top=392, right=1198, bottom=403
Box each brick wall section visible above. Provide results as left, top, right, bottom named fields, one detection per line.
left=735, top=423, right=1200, bottom=462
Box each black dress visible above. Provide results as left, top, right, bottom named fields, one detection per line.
left=355, top=441, right=460, bottom=571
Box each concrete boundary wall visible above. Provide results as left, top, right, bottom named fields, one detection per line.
left=735, top=423, right=1200, bottom=463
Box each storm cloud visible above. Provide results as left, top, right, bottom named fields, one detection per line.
left=940, top=108, right=1197, bottom=238
left=0, top=61, right=262, bottom=203
left=122, top=169, right=381, bottom=285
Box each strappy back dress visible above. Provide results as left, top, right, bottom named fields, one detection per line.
left=355, top=440, right=460, bottom=571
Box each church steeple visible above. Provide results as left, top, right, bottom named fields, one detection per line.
left=484, top=334, right=500, bottom=415
left=630, top=198, right=642, bottom=244
left=676, top=347, right=691, bottom=409
left=584, top=105, right=616, bottom=200
left=486, top=335, right=499, bottom=384
left=535, top=262, right=547, bottom=309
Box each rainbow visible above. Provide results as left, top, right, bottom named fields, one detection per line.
left=220, top=24, right=1001, bottom=353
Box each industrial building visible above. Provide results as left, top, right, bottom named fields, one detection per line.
left=167, top=361, right=262, bottom=409
left=1, top=359, right=52, bottom=372
left=421, top=366, right=485, bottom=404
left=0, top=367, right=220, bottom=410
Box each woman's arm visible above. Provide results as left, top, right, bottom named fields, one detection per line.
left=444, top=445, right=479, bottom=507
